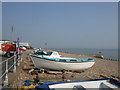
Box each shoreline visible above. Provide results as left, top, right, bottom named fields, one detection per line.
left=45, top=49, right=119, bottom=61
left=45, top=48, right=118, bottom=61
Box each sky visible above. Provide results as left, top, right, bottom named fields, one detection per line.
left=2, top=2, right=118, bottom=49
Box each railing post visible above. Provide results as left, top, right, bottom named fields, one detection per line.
left=17, top=57, right=20, bottom=66
left=20, top=57, right=22, bottom=62
left=4, top=74, right=8, bottom=86
left=13, top=54, right=16, bottom=73
left=17, top=60, right=20, bottom=66
left=6, top=60, right=8, bottom=73
left=17, top=52, right=20, bottom=66
left=4, top=60, right=8, bottom=86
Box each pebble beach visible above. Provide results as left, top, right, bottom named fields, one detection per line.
left=4, top=49, right=119, bottom=88
left=56, top=51, right=119, bottom=80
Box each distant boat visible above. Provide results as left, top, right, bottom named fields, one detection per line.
left=36, top=78, right=120, bottom=89
left=94, top=55, right=104, bottom=59
left=30, top=51, right=95, bottom=71
left=94, top=52, right=104, bottom=59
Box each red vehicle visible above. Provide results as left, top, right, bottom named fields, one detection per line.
left=2, top=43, right=16, bottom=51
left=0, top=42, right=27, bottom=57
left=1, top=43, right=16, bottom=57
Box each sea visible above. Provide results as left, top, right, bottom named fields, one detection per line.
left=44, top=48, right=119, bottom=61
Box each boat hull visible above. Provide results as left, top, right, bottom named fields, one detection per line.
left=30, top=56, right=95, bottom=71
left=36, top=78, right=120, bottom=89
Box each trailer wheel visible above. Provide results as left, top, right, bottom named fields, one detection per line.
left=6, top=52, right=11, bottom=58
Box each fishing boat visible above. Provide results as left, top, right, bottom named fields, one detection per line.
left=35, top=78, right=120, bottom=89
left=30, top=51, right=95, bottom=71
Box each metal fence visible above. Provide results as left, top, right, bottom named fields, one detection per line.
left=0, top=53, right=22, bottom=88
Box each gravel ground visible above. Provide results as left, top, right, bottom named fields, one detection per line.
left=59, top=51, right=119, bottom=80
left=5, top=49, right=119, bottom=88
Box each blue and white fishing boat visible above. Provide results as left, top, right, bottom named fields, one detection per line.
left=30, top=51, right=95, bottom=71
left=36, top=78, right=120, bottom=89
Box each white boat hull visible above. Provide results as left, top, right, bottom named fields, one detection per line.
left=49, top=80, right=117, bottom=89
left=36, top=78, right=120, bottom=89
left=30, top=56, right=95, bottom=71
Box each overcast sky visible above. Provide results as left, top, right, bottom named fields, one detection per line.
left=2, top=2, right=118, bottom=49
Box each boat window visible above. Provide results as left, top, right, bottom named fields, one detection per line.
left=88, top=58, right=93, bottom=60
left=47, top=52, right=52, bottom=55
left=59, top=59, right=66, bottom=62
left=70, top=60, right=77, bottom=62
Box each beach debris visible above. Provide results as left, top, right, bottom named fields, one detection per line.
left=100, top=74, right=109, bottom=78
left=23, top=80, right=31, bottom=86
left=31, top=70, right=38, bottom=75
left=33, top=75, right=40, bottom=84
left=111, top=75, right=120, bottom=80
left=28, top=68, right=34, bottom=74
left=47, top=71, right=62, bottom=74
left=18, top=85, right=36, bottom=90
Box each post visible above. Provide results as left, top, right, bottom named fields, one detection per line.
left=20, top=57, right=22, bottom=62
left=13, top=53, right=16, bottom=73
left=17, top=37, right=20, bottom=56
left=40, top=69, right=44, bottom=73
left=17, top=60, right=20, bottom=66
left=17, top=37, right=20, bottom=66
left=4, top=74, right=8, bottom=86
left=6, top=60, right=8, bottom=73
left=4, top=61, right=8, bottom=86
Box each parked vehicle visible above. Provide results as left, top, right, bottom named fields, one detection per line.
left=0, top=40, right=27, bottom=57
left=0, top=43, right=16, bottom=57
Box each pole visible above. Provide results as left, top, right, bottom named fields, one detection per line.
left=4, top=60, right=8, bottom=86
left=17, top=37, right=20, bottom=66
left=13, top=52, right=16, bottom=72
left=11, top=25, right=14, bottom=42
left=17, top=37, right=20, bottom=56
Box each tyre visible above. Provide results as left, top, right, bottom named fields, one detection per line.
left=6, top=52, right=11, bottom=58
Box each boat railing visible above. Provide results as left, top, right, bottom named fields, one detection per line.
left=0, top=52, right=22, bottom=88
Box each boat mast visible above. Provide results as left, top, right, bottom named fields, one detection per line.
left=11, top=25, right=14, bottom=42
left=45, top=41, right=47, bottom=49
